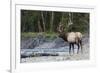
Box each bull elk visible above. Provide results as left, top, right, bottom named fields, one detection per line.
left=57, top=24, right=83, bottom=54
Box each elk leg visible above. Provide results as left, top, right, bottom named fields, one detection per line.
left=69, top=43, right=71, bottom=54
left=80, top=40, right=83, bottom=53
left=77, top=43, right=80, bottom=54
left=72, top=43, right=74, bottom=54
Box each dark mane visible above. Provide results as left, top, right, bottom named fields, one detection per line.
left=59, top=32, right=67, bottom=41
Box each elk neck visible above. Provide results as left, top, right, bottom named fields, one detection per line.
left=59, top=32, right=68, bottom=42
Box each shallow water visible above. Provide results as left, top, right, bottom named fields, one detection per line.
left=21, top=34, right=89, bottom=62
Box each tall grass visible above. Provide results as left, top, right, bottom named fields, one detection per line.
left=21, top=32, right=58, bottom=40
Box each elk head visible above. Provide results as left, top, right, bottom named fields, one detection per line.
left=57, top=23, right=68, bottom=41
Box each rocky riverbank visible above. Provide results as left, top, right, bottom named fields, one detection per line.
left=21, top=33, right=89, bottom=63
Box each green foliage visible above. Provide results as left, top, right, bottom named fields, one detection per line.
left=21, top=32, right=58, bottom=40
left=44, top=32, right=58, bottom=40
left=21, top=10, right=89, bottom=34
left=21, top=32, right=38, bottom=38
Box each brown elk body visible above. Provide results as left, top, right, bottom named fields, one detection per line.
left=57, top=24, right=82, bottom=54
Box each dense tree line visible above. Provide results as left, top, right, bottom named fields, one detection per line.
left=21, top=10, right=89, bottom=33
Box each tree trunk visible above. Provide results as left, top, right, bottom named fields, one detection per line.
left=41, top=12, right=45, bottom=32
left=61, top=13, right=64, bottom=23
left=50, top=11, right=54, bottom=32
left=38, top=19, right=42, bottom=32
left=68, top=12, right=73, bottom=26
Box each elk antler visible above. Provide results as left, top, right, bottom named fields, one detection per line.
left=57, top=23, right=64, bottom=33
